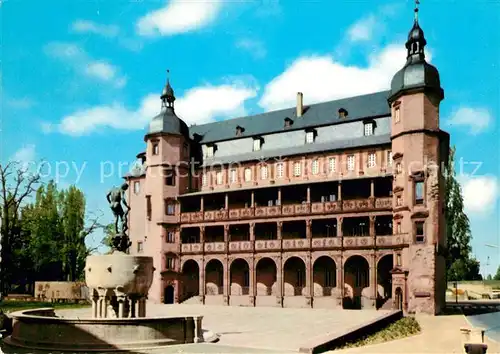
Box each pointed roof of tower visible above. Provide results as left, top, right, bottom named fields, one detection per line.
left=389, top=0, right=444, bottom=103
left=146, top=71, right=189, bottom=139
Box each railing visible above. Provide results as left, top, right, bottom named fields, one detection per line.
left=179, top=234, right=409, bottom=254
left=180, top=197, right=393, bottom=223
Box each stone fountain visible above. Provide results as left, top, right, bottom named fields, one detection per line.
left=3, top=182, right=205, bottom=352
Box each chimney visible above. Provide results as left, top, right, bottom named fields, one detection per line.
left=296, top=92, right=303, bottom=117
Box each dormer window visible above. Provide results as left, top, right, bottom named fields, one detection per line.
left=338, top=108, right=348, bottom=118
left=236, top=125, right=245, bottom=136
left=253, top=137, right=263, bottom=151
left=284, top=117, right=294, bottom=128
left=364, top=120, right=375, bottom=136
left=206, top=144, right=215, bottom=158
left=305, top=129, right=316, bottom=144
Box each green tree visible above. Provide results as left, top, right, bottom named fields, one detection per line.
left=101, top=223, right=117, bottom=254
left=494, top=266, right=500, bottom=281
left=0, top=162, right=40, bottom=294
left=487, top=274, right=493, bottom=281
left=445, top=146, right=481, bottom=281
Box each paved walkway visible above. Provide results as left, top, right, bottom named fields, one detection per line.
left=58, top=304, right=388, bottom=352
left=331, top=314, right=500, bottom=354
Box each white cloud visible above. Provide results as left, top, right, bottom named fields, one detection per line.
left=235, top=38, right=267, bottom=59
left=44, top=42, right=127, bottom=88
left=11, top=145, right=36, bottom=167
left=45, top=79, right=258, bottom=136
left=259, top=44, right=407, bottom=111
left=71, top=20, right=120, bottom=38
left=448, top=107, right=492, bottom=135
left=348, top=14, right=377, bottom=42
left=136, top=0, right=223, bottom=36
left=460, top=176, right=499, bottom=214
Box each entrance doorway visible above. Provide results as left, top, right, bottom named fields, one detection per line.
left=164, top=285, right=175, bottom=304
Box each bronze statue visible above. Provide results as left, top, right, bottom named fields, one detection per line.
left=106, top=183, right=131, bottom=252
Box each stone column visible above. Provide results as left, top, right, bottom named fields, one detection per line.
left=277, top=188, right=282, bottom=205
left=194, top=316, right=204, bottom=343
left=276, top=257, right=283, bottom=307
left=225, top=193, right=229, bottom=210
left=251, top=191, right=255, bottom=207
left=306, top=219, right=312, bottom=239
left=338, top=181, right=342, bottom=201
left=200, top=196, right=204, bottom=212
left=224, top=224, right=229, bottom=243
left=223, top=257, right=230, bottom=305
left=370, top=254, right=377, bottom=309
left=337, top=259, right=344, bottom=307
left=305, top=254, right=313, bottom=308
left=249, top=258, right=256, bottom=306
left=117, top=295, right=126, bottom=318
left=337, top=217, right=343, bottom=237
left=200, top=226, right=205, bottom=243
left=369, top=216, right=376, bottom=238
left=130, top=298, right=136, bottom=318
left=306, top=186, right=311, bottom=203
left=138, top=297, right=146, bottom=317
left=199, top=259, right=205, bottom=304
left=249, top=223, right=255, bottom=241
left=277, top=221, right=282, bottom=240
left=370, top=179, right=375, bottom=197
left=91, top=289, right=98, bottom=318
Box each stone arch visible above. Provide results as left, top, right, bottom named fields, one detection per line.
left=230, top=258, right=250, bottom=295
left=181, top=259, right=200, bottom=300
left=343, top=255, right=369, bottom=309
left=256, top=257, right=277, bottom=296
left=377, top=254, right=394, bottom=308
left=313, top=256, right=336, bottom=296
left=283, top=256, right=306, bottom=296
left=205, top=259, right=224, bottom=295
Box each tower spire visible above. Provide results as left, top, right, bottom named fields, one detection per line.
left=161, top=69, right=175, bottom=111
left=414, top=0, right=420, bottom=22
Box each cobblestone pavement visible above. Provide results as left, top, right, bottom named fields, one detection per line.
left=57, top=304, right=389, bottom=352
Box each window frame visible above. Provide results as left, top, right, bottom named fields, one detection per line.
left=137, top=241, right=144, bottom=253
left=276, top=163, right=284, bottom=179
left=415, top=221, right=425, bottom=243
left=133, top=181, right=140, bottom=194
left=305, top=129, right=316, bottom=144
left=311, top=159, right=319, bottom=175
left=260, top=165, right=268, bottom=180
left=328, top=157, right=336, bottom=173
left=364, top=122, right=374, bottom=136
left=367, top=152, right=376, bottom=168
left=244, top=168, right=252, bottom=182
left=347, top=155, right=355, bottom=171
left=253, top=137, right=262, bottom=151
left=216, top=171, right=223, bottom=185
left=206, top=145, right=215, bottom=158
left=167, top=231, right=175, bottom=243
left=165, top=200, right=176, bottom=215
left=293, top=162, right=302, bottom=177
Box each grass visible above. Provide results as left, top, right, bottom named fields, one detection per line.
left=339, top=316, right=421, bottom=349
left=0, top=300, right=90, bottom=313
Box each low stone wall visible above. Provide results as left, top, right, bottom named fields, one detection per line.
left=3, top=308, right=203, bottom=352
left=34, top=282, right=89, bottom=302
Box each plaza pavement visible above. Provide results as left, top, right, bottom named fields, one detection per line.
left=56, top=304, right=500, bottom=353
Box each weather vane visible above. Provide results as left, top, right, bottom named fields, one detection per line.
left=414, top=0, right=420, bottom=21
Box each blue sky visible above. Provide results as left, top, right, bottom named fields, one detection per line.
left=1, top=0, right=499, bottom=273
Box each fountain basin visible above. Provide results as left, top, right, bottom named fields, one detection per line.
left=85, top=253, right=154, bottom=295
left=3, top=308, right=204, bottom=352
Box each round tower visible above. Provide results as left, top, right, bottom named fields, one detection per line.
left=143, top=73, right=191, bottom=304
left=388, top=2, right=449, bottom=315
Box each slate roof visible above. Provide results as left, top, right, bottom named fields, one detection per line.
left=202, top=133, right=391, bottom=166
left=190, top=90, right=391, bottom=144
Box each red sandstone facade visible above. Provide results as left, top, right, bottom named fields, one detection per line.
left=125, top=10, right=449, bottom=315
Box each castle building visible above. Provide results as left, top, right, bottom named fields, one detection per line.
left=125, top=7, right=449, bottom=315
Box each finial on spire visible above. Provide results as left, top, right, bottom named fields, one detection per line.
left=414, top=0, right=420, bottom=22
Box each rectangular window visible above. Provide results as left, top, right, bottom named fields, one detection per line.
left=134, top=181, right=140, bottom=194
left=206, top=145, right=214, bottom=157
left=328, top=157, right=336, bottom=173
left=253, top=138, right=261, bottom=151
left=396, top=195, right=402, bottom=207
left=276, top=163, right=284, bottom=179
left=244, top=168, right=252, bottom=182
left=260, top=166, right=268, bottom=180
left=311, top=159, right=319, bottom=175
left=152, top=143, right=159, bottom=155
left=387, top=151, right=393, bottom=167
left=165, top=200, right=175, bottom=215
left=396, top=253, right=402, bottom=266
left=146, top=196, right=152, bottom=220
left=216, top=171, right=223, bottom=185
left=367, top=153, right=376, bottom=168
left=396, top=162, right=402, bottom=174
left=137, top=241, right=143, bottom=253
left=347, top=155, right=355, bottom=171
left=167, top=231, right=175, bottom=243
left=202, top=173, right=207, bottom=186
left=230, top=169, right=237, bottom=183
left=165, top=169, right=175, bottom=186
left=305, top=131, right=315, bottom=144
left=395, top=107, right=400, bottom=123
left=293, top=162, right=301, bottom=176
left=364, top=122, right=374, bottom=136
left=415, top=222, right=425, bottom=243
left=166, top=257, right=174, bottom=270
left=396, top=221, right=401, bottom=234
left=415, top=181, right=424, bottom=205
